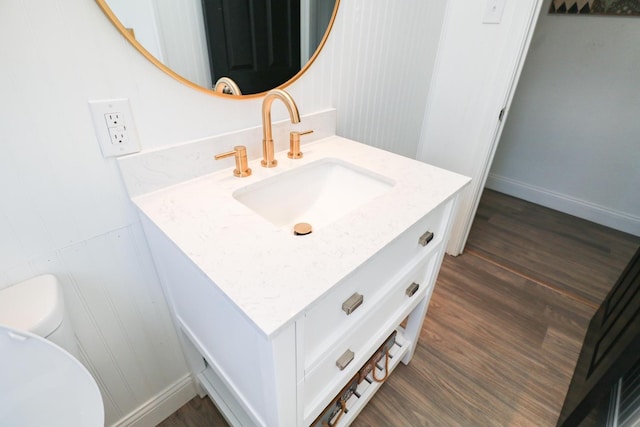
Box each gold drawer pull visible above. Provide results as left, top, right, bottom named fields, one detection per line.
left=342, top=293, right=363, bottom=315
left=336, top=349, right=354, bottom=371
left=406, top=282, right=420, bottom=297
left=418, top=230, right=434, bottom=247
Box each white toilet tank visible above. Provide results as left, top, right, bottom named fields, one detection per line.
left=0, top=274, right=79, bottom=358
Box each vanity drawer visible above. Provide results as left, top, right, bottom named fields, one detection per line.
left=303, top=255, right=437, bottom=415
left=303, top=199, right=452, bottom=365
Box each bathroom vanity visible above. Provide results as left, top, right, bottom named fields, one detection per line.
left=119, top=115, right=469, bottom=426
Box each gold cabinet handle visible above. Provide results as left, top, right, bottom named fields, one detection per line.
left=342, top=293, right=363, bottom=315
left=418, top=230, right=434, bottom=247
left=288, top=129, right=313, bottom=159
left=214, top=145, right=251, bottom=177
left=336, top=349, right=354, bottom=371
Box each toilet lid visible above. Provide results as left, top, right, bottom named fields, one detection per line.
left=0, top=326, right=104, bottom=427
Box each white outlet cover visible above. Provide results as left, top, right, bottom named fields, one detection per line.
left=89, top=98, right=141, bottom=158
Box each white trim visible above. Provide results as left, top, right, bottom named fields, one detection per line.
left=449, top=0, right=545, bottom=256
left=486, top=173, right=640, bottom=236
left=416, top=0, right=544, bottom=256
left=110, top=374, right=197, bottom=427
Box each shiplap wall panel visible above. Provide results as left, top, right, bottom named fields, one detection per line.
left=331, top=0, right=447, bottom=158
left=0, top=0, right=447, bottom=425
left=154, top=0, right=212, bottom=88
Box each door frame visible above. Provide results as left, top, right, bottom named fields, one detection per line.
left=416, top=0, right=544, bottom=255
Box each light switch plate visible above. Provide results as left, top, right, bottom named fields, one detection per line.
left=483, top=0, right=506, bottom=24
left=89, top=98, right=141, bottom=158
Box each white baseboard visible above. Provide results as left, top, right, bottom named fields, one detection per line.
left=486, top=174, right=640, bottom=236
left=110, top=374, right=197, bottom=427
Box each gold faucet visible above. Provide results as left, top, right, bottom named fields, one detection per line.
left=261, top=89, right=300, bottom=167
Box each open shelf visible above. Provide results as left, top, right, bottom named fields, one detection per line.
left=308, top=328, right=411, bottom=426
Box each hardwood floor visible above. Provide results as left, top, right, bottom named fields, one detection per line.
left=157, top=397, right=227, bottom=427
left=157, top=190, right=640, bottom=426
left=466, top=190, right=639, bottom=308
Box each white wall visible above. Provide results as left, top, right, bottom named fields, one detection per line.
left=488, top=2, right=640, bottom=236
left=335, top=0, right=447, bottom=158
left=106, top=0, right=164, bottom=62
left=0, top=0, right=446, bottom=425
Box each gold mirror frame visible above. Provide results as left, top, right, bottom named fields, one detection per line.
left=95, top=0, right=340, bottom=99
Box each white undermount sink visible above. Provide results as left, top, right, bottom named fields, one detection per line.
left=232, top=158, right=395, bottom=230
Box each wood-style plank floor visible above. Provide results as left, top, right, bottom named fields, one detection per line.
left=465, top=190, right=639, bottom=308
left=157, top=190, right=640, bottom=426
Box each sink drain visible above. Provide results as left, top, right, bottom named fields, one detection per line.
left=293, top=222, right=313, bottom=236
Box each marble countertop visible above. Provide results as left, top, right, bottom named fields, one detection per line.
left=132, top=136, right=470, bottom=337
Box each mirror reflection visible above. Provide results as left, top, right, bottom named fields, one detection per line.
left=100, top=0, right=338, bottom=96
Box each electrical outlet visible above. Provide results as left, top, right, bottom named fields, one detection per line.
left=108, top=126, right=128, bottom=145
left=104, top=112, right=123, bottom=127
left=89, top=98, right=141, bottom=158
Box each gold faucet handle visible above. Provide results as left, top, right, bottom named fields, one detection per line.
left=214, top=145, right=252, bottom=177
left=288, top=130, right=313, bottom=159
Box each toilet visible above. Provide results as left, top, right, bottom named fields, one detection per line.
left=0, top=274, right=104, bottom=426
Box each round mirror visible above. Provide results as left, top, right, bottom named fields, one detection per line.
left=96, top=0, right=339, bottom=97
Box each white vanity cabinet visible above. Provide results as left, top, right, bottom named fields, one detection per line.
left=141, top=193, right=459, bottom=426
left=128, top=136, right=469, bottom=426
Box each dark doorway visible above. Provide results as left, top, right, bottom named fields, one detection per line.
left=202, top=0, right=301, bottom=95
left=558, top=246, right=640, bottom=426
